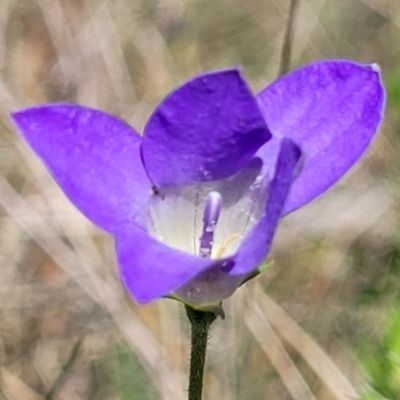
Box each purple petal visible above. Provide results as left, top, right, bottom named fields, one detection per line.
left=12, top=105, right=151, bottom=233
left=257, top=60, right=386, bottom=214
left=142, top=69, right=271, bottom=187
left=230, top=138, right=302, bottom=275
left=174, top=261, right=244, bottom=305
left=116, top=224, right=222, bottom=303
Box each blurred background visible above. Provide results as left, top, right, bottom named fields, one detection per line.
left=0, top=0, right=399, bottom=399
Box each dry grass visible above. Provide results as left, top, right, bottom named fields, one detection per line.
left=0, top=0, right=399, bottom=399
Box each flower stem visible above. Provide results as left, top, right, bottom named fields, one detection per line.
left=185, top=306, right=217, bottom=400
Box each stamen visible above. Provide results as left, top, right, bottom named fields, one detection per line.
left=215, top=233, right=241, bottom=258
left=199, top=191, right=222, bottom=257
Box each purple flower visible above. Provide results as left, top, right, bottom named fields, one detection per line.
left=11, top=60, right=385, bottom=307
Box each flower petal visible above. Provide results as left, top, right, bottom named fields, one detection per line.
left=174, top=260, right=244, bottom=306
left=12, top=105, right=151, bottom=233
left=230, top=138, right=302, bottom=275
left=142, top=69, right=271, bottom=187
left=116, top=224, right=225, bottom=303
left=257, top=60, right=386, bottom=214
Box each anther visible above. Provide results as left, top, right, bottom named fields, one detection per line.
left=199, top=191, right=222, bottom=257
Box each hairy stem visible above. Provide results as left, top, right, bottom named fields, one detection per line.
left=185, top=306, right=217, bottom=400
left=278, top=0, right=300, bottom=77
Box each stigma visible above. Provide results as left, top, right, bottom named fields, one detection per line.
left=199, top=191, right=222, bottom=257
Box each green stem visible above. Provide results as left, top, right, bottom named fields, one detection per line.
left=185, top=306, right=217, bottom=400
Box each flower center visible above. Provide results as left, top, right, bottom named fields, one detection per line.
left=199, top=191, right=222, bottom=258
left=147, top=158, right=268, bottom=258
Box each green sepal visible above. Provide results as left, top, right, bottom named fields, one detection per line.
left=164, top=295, right=225, bottom=319
left=240, top=260, right=274, bottom=286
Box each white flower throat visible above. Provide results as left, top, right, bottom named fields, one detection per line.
left=147, top=159, right=269, bottom=258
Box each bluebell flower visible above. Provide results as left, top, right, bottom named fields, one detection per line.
left=11, top=60, right=385, bottom=307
